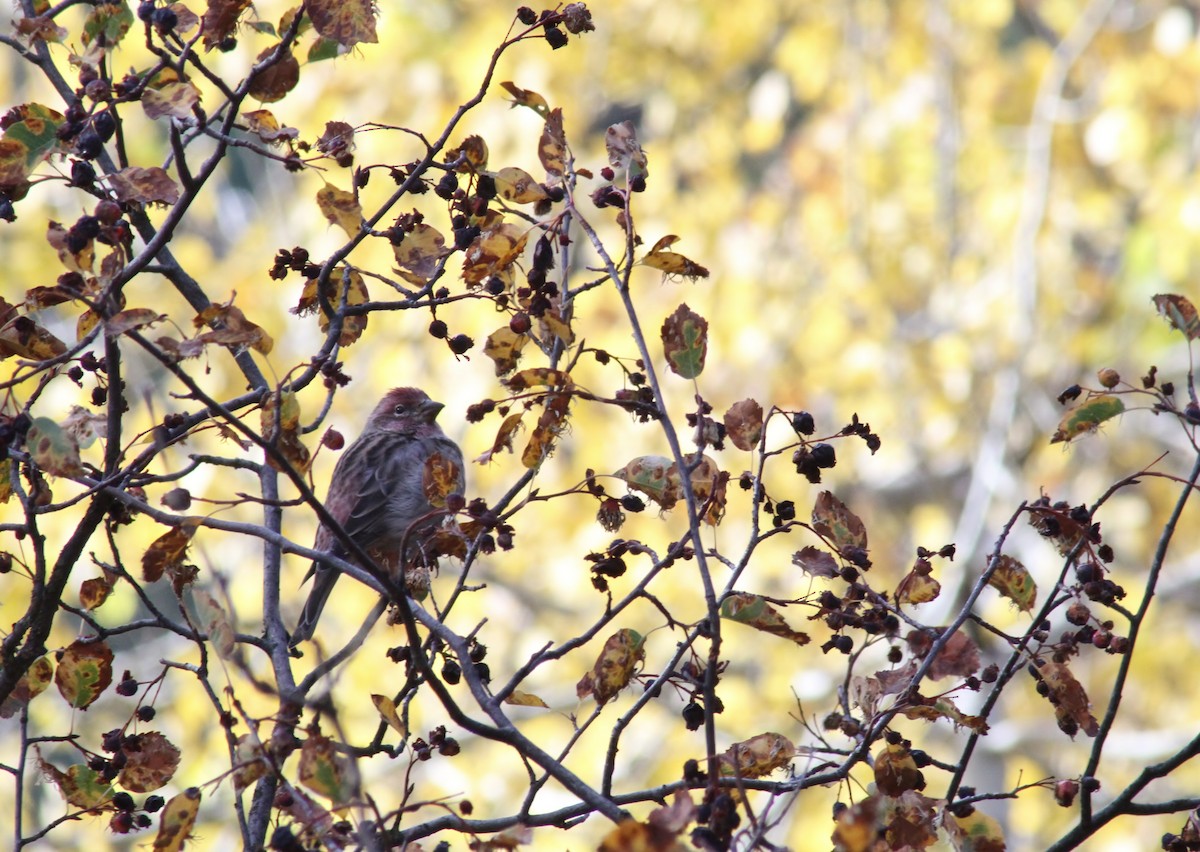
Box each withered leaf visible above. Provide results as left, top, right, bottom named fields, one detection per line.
left=539, top=108, right=567, bottom=177
left=242, top=109, right=298, bottom=143
left=661, top=303, right=707, bottom=379
left=201, top=0, right=250, bottom=49
left=54, top=639, right=113, bottom=709
left=812, top=491, right=868, bottom=553
left=118, top=730, right=180, bottom=793
left=316, top=184, right=361, bottom=237
left=500, top=81, right=550, bottom=117
left=1037, top=660, right=1099, bottom=737
left=720, top=593, right=809, bottom=645
left=723, top=398, right=763, bottom=451
left=483, top=326, right=529, bottom=376
left=576, top=628, right=644, bottom=705
left=142, top=81, right=201, bottom=120
left=986, top=553, right=1036, bottom=611
left=247, top=46, right=300, bottom=103
left=307, top=0, right=377, bottom=47
left=107, top=166, right=180, bottom=205
left=793, top=545, right=839, bottom=578
left=1051, top=394, right=1124, bottom=444
left=1153, top=293, right=1200, bottom=340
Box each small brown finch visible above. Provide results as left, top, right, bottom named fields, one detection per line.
left=291, top=387, right=464, bottom=645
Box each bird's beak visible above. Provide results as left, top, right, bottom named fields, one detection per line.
left=420, top=399, right=445, bottom=421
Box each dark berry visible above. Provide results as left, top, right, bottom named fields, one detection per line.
left=509, top=312, right=531, bottom=334
left=76, top=130, right=103, bottom=160
left=151, top=7, right=177, bottom=31
left=137, top=1, right=155, bottom=21
left=544, top=25, right=568, bottom=49
left=453, top=225, right=479, bottom=250
left=434, top=172, right=457, bottom=199
left=112, top=791, right=135, bottom=811
left=92, top=110, right=116, bottom=141
left=70, top=160, right=96, bottom=188
left=428, top=319, right=448, bottom=339
left=516, top=6, right=537, bottom=25
left=448, top=333, right=473, bottom=355
left=811, top=443, right=836, bottom=468
left=136, top=705, right=155, bottom=722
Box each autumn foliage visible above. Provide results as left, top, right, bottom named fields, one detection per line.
left=5, top=2, right=1200, bottom=851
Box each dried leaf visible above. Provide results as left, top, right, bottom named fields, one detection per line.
left=107, top=166, right=180, bottom=205
left=54, top=639, right=113, bottom=709
left=461, top=221, right=528, bottom=285
left=661, top=303, right=707, bottom=379
left=37, top=759, right=108, bottom=809
left=792, top=545, right=839, bottom=578
left=576, top=628, right=645, bottom=705
left=152, top=787, right=201, bottom=851
left=307, top=0, right=377, bottom=47
left=505, top=690, right=549, bottom=708
left=142, top=81, right=201, bottom=120
left=986, top=554, right=1036, bottom=612
left=243, top=109, right=297, bottom=143
left=642, top=235, right=709, bottom=281
left=300, top=732, right=355, bottom=804
left=393, top=223, right=448, bottom=283
left=723, top=398, right=763, bottom=451
left=1050, top=394, right=1124, bottom=444
left=142, top=524, right=196, bottom=583
left=896, top=558, right=941, bottom=605
left=0, top=312, right=68, bottom=361
left=521, top=392, right=570, bottom=469
left=500, top=81, right=549, bottom=117
left=484, top=326, right=529, bottom=376
left=201, top=0, right=250, bottom=49
left=104, top=308, right=165, bottom=336
left=231, top=734, right=267, bottom=792
left=875, top=742, right=924, bottom=796
left=247, top=46, right=300, bottom=103
left=720, top=593, right=809, bottom=645
left=812, top=491, right=868, bottom=553
left=79, top=575, right=113, bottom=611
left=903, top=696, right=990, bottom=735
left=1153, top=293, right=1200, bottom=340
left=494, top=166, right=548, bottom=204
left=0, top=656, right=53, bottom=719
left=261, top=389, right=310, bottom=474
left=505, top=367, right=572, bottom=390
left=717, top=732, right=795, bottom=779
left=474, top=413, right=523, bottom=465
left=194, top=300, right=273, bottom=355
left=119, top=730, right=180, bottom=792
left=1037, top=660, right=1099, bottom=737
left=316, top=184, right=362, bottom=237
left=421, top=450, right=462, bottom=507
left=605, top=120, right=648, bottom=181
left=26, top=417, right=83, bottom=476
left=371, top=694, right=406, bottom=735
left=943, top=806, right=1007, bottom=852
left=539, top=108, right=567, bottom=177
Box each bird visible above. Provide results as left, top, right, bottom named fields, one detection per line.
left=291, top=387, right=464, bottom=646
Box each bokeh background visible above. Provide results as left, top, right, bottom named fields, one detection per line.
left=5, top=0, right=1200, bottom=849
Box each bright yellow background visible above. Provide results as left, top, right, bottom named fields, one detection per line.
left=4, top=1, right=1200, bottom=849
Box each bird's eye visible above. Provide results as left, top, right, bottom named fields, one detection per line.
left=393, top=404, right=407, bottom=416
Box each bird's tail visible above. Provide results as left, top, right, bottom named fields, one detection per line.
left=290, top=563, right=337, bottom=646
